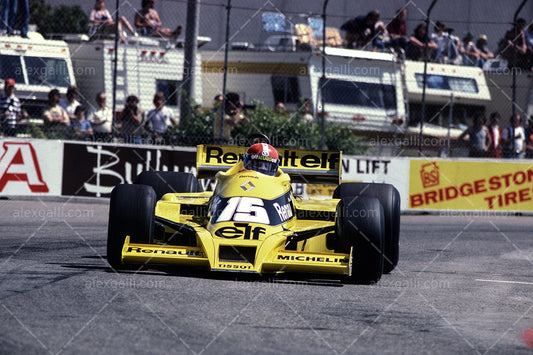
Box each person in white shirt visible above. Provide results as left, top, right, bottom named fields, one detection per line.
left=430, top=21, right=461, bottom=64
left=145, top=92, right=178, bottom=143
left=88, top=92, right=113, bottom=141
left=501, top=114, right=526, bottom=159
left=59, top=86, right=81, bottom=123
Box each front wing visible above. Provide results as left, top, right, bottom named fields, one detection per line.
left=121, top=234, right=351, bottom=276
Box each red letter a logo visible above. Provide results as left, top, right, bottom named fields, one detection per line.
left=0, top=142, right=49, bottom=193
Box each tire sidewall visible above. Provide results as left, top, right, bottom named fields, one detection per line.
left=107, top=184, right=156, bottom=269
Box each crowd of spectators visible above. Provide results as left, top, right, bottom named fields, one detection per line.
left=88, top=0, right=182, bottom=42
left=458, top=111, right=533, bottom=159
left=0, top=80, right=180, bottom=145
left=340, top=8, right=532, bottom=70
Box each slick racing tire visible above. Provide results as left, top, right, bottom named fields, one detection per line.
left=134, top=171, right=202, bottom=200
left=336, top=197, right=385, bottom=284
left=333, top=183, right=400, bottom=273
left=107, top=184, right=156, bottom=269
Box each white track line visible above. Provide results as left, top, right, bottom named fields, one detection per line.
left=475, top=279, right=533, bottom=286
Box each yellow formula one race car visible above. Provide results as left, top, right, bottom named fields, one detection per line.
left=107, top=138, right=400, bottom=284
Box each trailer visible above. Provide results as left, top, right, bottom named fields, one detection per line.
left=201, top=46, right=407, bottom=135
left=64, top=35, right=208, bottom=117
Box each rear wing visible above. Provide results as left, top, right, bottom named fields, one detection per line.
left=196, top=145, right=341, bottom=184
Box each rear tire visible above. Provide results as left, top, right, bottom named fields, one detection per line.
left=337, top=197, right=384, bottom=284
left=107, top=184, right=156, bottom=269
left=334, top=183, right=400, bottom=273
left=134, top=171, right=202, bottom=201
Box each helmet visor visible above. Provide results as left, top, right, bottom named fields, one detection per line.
left=244, top=156, right=278, bottom=176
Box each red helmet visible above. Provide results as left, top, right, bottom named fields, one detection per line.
left=243, top=143, right=279, bottom=176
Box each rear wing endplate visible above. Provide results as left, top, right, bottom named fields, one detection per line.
left=196, top=145, right=341, bottom=184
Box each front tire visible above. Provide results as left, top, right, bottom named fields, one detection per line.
left=336, top=197, right=384, bottom=284
left=107, top=184, right=156, bottom=269
left=334, top=183, right=400, bottom=273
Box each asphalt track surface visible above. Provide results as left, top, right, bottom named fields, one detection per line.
left=1, top=198, right=533, bottom=354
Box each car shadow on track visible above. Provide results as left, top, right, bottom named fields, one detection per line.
left=56, top=257, right=345, bottom=287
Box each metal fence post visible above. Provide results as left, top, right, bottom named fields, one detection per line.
left=418, top=0, right=439, bottom=156
left=180, top=0, right=200, bottom=127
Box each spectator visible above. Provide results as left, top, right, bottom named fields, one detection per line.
left=501, top=114, right=526, bottom=158
left=430, top=21, right=461, bottom=64
left=213, top=92, right=250, bottom=144
left=406, top=22, right=437, bottom=61
left=135, top=0, right=182, bottom=39
left=340, top=10, right=380, bottom=49
left=117, top=95, right=146, bottom=144
left=274, top=102, right=287, bottom=115
left=461, top=32, right=482, bottom=67
left=71, top=105, right=93, bottom=141
left=525, top=115, right=533, bottom=159
left=476, top=34, right=494, bottom=64
left=387, top=8, right=409, bottom=53
left=1, top=0, right=28, bottom=37
left=300, top=98, right=314, bottom=123
left=498, top=18, right=528, bottom=70
left=214, top=94, right=223, bottom=105
left=59, top=85, right=81, bottom=123
left=145, top=92, right=178, bottom=143
left=89, top=0, right=137, bottom=42
left=486, top=111, right=501, bottom=158
left=43, top=89, right=70, bottom=133
left=88, top=92, right=113, bottom=141
left=208, top=94, right=224, bottom=116
left=0, top=78, right=25, bottom=136
left=524, top=22, right=533, bottom=59
left=458, top=112, right=491, bottom=157
left=373, top=21, right=391, bottom=50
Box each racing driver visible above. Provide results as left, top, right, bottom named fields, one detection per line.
left=242, top=143, right=280, bottom=176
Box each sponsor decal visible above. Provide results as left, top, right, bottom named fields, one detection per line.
left=216, top=263, right=252, bottom=270
left=304, top=184, right=336, bottom=198
left=409, top=160, right=533, bottom=211
left=273, top=200, right=293, bottom=221
left=277, top=254, right=349, bottom=264
left=240, top=181, right=255, bottom=191
left=0, top=142, right=49, bottom=193
left=210, top=193, right=294, bottom=225
left=215, top=223, right=266, bottom=240
left=203, top=146, right=339, bottom=170
left=126, top=247, right=203, bottom=256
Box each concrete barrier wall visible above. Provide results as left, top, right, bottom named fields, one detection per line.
left=2, top=139, right=532, bottom=212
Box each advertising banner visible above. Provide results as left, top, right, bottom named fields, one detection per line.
left=0, top=139, right=63, bottom=196
left=61, top=142, right=204, bottom=197
left=409, top=160, right=533, bottom=211
left=297, top=156, right=410, bottom=207
left=196, top=144, right=341, bottom=184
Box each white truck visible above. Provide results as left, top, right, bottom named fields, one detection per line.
left=0, top=32, right=76, bottom=119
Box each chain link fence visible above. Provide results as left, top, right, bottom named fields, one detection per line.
left=1, top=0, right=532, bottom=157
